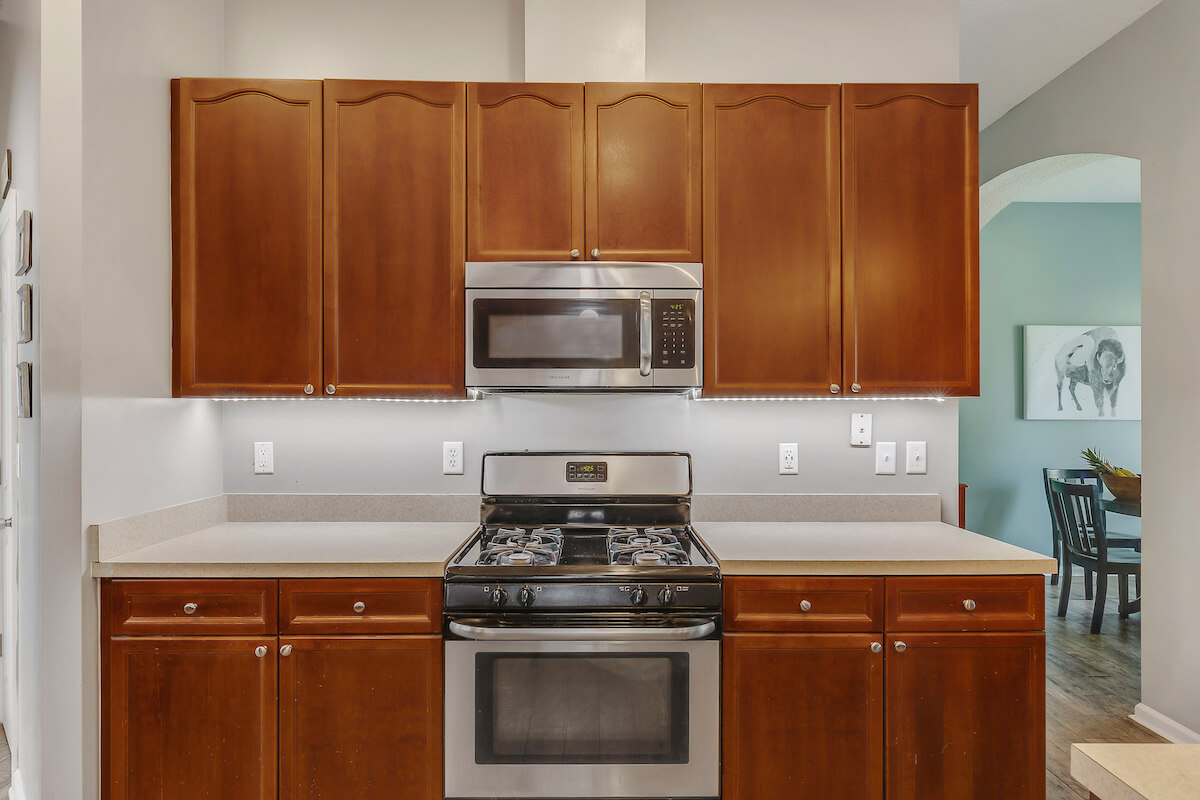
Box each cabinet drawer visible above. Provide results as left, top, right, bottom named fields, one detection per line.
left=886, top=576, right=1044, bottom=632
left=280, top=579, right=441, bottom=634
left=724, top=577, right=885, bottom=632
left=107, top=579, right=277, bottom=636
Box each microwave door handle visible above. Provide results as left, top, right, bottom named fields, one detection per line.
left=639, top=291, right=653, bottom=377
left=448, top=620, right=716, bottom=642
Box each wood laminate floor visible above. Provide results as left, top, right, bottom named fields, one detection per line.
left=0, top=724, right=9, bottom=792
left=1046, top=571, right=1163, bottom=799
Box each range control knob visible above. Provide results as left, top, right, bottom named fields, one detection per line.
left=630, top=586, right=648, bottom=607
left=658, top=587, right=675, bottom=606
left=490, top=588, right=508, bottom=607
left=518, top=587, right=536, bottom=607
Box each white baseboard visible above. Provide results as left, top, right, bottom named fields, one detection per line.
left=1131, top=703, right=1200, bottom=743
left=7, top=767, right=26, bottom=800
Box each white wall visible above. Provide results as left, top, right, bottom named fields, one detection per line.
left=525, top=0, right=646, bottom=82
left=645, top=0, right=958, bottom=83
left=979, top=0, right=1200, bottom=739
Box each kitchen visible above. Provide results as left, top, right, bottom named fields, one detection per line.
left=4, top=2, right=1199, bottom=800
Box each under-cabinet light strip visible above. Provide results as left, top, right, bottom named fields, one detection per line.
left=210, top=394, right=945, bottom=403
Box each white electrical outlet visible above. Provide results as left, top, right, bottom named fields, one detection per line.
left=851, top=413, right=872, bottom=447
left=779, top=443, right=799, bottom=475
left=253, top=442, right=274, bottom=475
left=906, top=441, right=927, bottom=474
left=875, top=442, right=896, bottom=475
left=443, top=441, right=464, bottom=475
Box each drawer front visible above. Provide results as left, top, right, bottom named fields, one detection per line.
left=886, top=575, right=1044, bottom=632
left=108, top=579, right=278, bottom=635
left=280, top=578, right=442, bottom=634
left=725, top=577, right=885, bottom=632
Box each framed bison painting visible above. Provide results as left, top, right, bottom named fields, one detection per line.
left=1024, top=325, right=1141, bottom=420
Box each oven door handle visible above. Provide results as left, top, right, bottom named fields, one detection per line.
left=639, top=291, right=653, bottom=377
left=448, top=619, right=716, bottom=642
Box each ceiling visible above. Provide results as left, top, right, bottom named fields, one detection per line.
left=961, top=0, right=1162, bottom=128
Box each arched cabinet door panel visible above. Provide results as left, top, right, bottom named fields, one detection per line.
left=323, top=80, right=466, bottom=397
left=842, top=84, right=979, bottom=397
left=172, top=78, right=323, bottom=397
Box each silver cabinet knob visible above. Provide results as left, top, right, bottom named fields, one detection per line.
left=851, top=382, right=862, bottom=393
left=871, top=641, right=883, bottom=654
left=303, top=384, right=314, bottom=395
left=830, top=384, right=840, bottom=394
left=183, top=602, right=198, bottom=615
left=254, top=645, right=268, bottom=658
left=591, top=248, right=600, bottom=260
left=570, top=249, right=581, bottom=259
left=353, top=601, right=366, bottom=614
left=279, top=644, right=293, bottom=657
left=799, top=599, right=812, bottom=612
left=963, top=599, right=977, bottom=611
left=894, top=641, right=907, bottom=652
left=325, top=384, right=336, bottom=395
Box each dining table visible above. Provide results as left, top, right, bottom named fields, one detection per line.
left=1101, top=495, right=1141, bottom=614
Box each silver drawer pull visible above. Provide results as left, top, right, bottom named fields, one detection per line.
left=280, top=644, right=293, bottom=657
left=963, top=599, right=977, bottom=611
left=183, top=602, right=198, bottom=615
left=254, top=645, right=268, bottom=658
left=894, top=641, right=907, bottom=652
left=799, top=600, right=812, bottom=612
left=353, top=601, right=366, bottom=614
left=870, top=641, right=882, bottom=654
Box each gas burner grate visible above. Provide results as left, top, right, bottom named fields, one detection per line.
left=477, top=526, right=564, bottom=567
left=607, top=526, right=689, bottom=566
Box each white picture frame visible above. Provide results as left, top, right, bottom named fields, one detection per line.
left=1024, top=325, right=1141, bottom=420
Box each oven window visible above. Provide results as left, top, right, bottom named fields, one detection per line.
left=472, top=298, right=640, bottom=369
left=475, top=653, right=689, bottom=764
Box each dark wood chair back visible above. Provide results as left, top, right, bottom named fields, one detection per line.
left=1049, top=479, right=1107, bottom=563
left=1043, top=468, right=1103, bottom=536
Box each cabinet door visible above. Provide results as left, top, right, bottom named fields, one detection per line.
left=585, top=83, right=702, bottom=261
left=106, top=636, right=277, bottom=800
left=723, top=633, right=884, bottom=800
left=886, top=632, right=1045, bottom=800
left=279, top=636, right=443, bottom=800
left=703, top=84, right=841, bottom=396
left=172, top=78, right=323, bottom=397
left=324, top=80, right=465, bottom=397
left=842, top=84, right=979, bottom=396
left=467, top=83, right=584, bottom=261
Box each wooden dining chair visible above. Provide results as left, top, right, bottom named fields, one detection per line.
left=1042, top=468, right=1141, bottom=597
left=1048, top=479, right=1141, bottom=634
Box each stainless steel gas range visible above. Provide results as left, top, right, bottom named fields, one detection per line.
left=444, top=452, right=720, bottom=800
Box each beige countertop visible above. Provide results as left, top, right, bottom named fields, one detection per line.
left=1071, top=743, right=1200, bottom=800
left=91, top=521, right=475, bottom=578
left=694, top=521, right=1055, bottom=575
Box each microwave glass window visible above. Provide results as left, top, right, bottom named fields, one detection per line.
left=476, top=652, right=689, bottom=764
left=489, top=312, right=624, bottom=360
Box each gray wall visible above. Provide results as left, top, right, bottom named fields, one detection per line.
left=961, top=203, right=1141, bottom=555
left=222, top=396, right=961, bottom=521
left=979, top=0, right=1200, bottom=739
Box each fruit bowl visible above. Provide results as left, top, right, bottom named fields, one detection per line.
left=1100, top=473, right=1142, bottom=502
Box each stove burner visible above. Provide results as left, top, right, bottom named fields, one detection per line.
left=607, top=526, right=689, bottom=566
left=632, top=549, right=668, bottom=566
left=477, top=526, right=564, bottom=567
left=502, top=551, right=535, bottom=566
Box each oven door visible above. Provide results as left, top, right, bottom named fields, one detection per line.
left=465, top=289, right=653, bottom=389
left=444, top=618, right=719, bottom=799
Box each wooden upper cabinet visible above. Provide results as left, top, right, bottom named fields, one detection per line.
left=172, top=78, right=323, bottom=397
left=586, top=83, right=702, bottom=261
left=886, top=632, right=1045, bottom=800
left=703, top=84, right=841, bottom=396
left=842, top=84, right=979, bottom=396
left=467, top=83, right=584, bottom=261
left=324, top=80, right=466, bottom=397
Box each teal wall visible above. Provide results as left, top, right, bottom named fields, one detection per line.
left=961, top=202, right=1141, bottom=554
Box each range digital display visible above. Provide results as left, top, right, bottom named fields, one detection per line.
left=566, top=461, right=608, bottom=482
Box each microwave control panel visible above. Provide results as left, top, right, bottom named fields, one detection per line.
left=653, top=299, right=696, bottom=369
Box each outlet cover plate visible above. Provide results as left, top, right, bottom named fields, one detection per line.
left=779, top=443, right=799, bottom=475
left=443, top=441, right=464, bottom=475
left=253, top=442, right=273, bottom=475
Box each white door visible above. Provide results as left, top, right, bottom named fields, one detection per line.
left=0, top=191, right=20, bottom=750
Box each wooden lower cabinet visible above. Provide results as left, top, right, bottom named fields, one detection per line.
left=886, top=632, right=1046, bottom=800
left=723, top=632, right=884, bottom=800
left=279, top=636, right=443, bottom=800
left=106, top=636, right=278, bottom=800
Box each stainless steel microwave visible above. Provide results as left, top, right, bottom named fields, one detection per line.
left=465, top=262, right=702, bottom=391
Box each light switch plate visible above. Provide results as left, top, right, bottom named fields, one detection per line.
left=253, top=442, right=273, bottom=475
left=851, top=413, right=872, bottom=447
left=875, top=442, right=896, bottom=475
left=906, top=441, right=927, bottom=474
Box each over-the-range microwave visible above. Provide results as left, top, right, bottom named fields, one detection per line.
left=465, top=261, right=702, bottom=392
